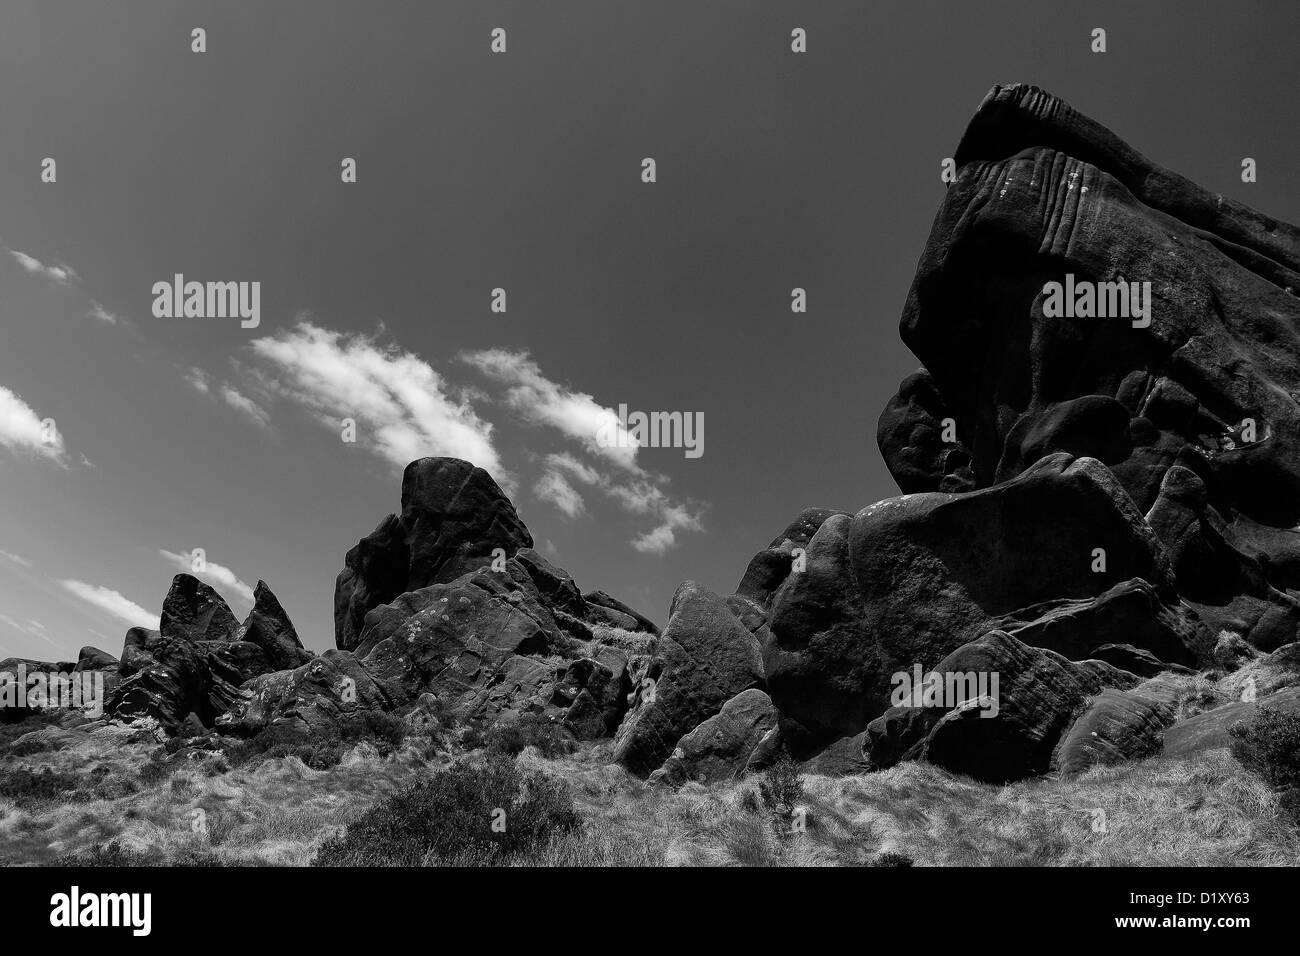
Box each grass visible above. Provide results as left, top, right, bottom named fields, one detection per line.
left=3, top=652, right=1299, bottom=867
left=314, top=755, right=582, bottom=865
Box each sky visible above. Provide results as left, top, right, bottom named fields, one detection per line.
left=2, top=0, right=1300, bottom=660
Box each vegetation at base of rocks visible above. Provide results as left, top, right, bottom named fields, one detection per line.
left=0, top=766, right=87, bottom=807
left=875, top=851, right=914, bottom=867
left=461, top=712, right=575, bottom=759
left=220, top=711, right=410, bottom=770
left=1229, top=706, right=1300, bottom=822
left=313, top=755, right=582, bottom=865
left=55, top=839, right=231, bottom=867
left=0, top=711, right=65, bottom=756
left=757, top=756, right=805, bottom=834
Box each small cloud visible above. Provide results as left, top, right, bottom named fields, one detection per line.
left=219, top=385, right=271, bottom=430
left=183, top=367, right=212, bottom=396
left=460, top=348, right=641, bottom=473
left=0, top=550, right=33, bottom=568
left=0, top=385, right=67, bottom=465
left=58, top=580, right=159, bottom=631
left=538, top=452, right=703, bottom=554
left=88, top=300, right=119, bottom=324
left=182, top=368, right=272, bottom=431
left=534, top=468, right=586, bottom=518
left=158, top=549, right=255, bottom=606
left=8, top=249, right=79, bottom=286
left=0, top=613, right=56, bottom=646
left=250, top=321, right=506, bottom=482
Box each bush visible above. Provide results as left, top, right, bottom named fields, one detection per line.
left=875, top=851, right=914, bottom=867
left=222, top=711, right=409, bottom=771
left=481, top=713, right=574, bottom=759
left=0, top=767, right=84, bottom=806
left=758, top=757, right=804, bottom=834
left=313, top=755, right=582, bottom=866
left=1230, top=706, right=1300, bottom=820
left=0, top=710, right=62, bottom=755
left=55, top=840, right=227, bottom=867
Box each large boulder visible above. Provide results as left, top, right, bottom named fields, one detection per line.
left=582, top=589, right=659, bottom=635
left=236, top=581, right=313, bottom=671
left=735, top=507, right=848, bottom=608
left=1051, top=683, right=1177, bottom=776
left=613, top=583, right=764, bottom=777
left=1145, top=464, right=1300, bottom=650
left=334, top=458, right=534, bottom=650
left=648, top=689, right=779, bottom=787
left=107, top=627, right=208, bottom=729
left=863, top=630, right=1139, bottom=782
left=107, top=575, right=304, bottom=732
left=217, top=650, right=390, bottom=738
left=159, top=574, right=239, bottom=643
left=879, top=81, right=1300, bottom=652
left=351, top=569, right=559, bottom=723
left=759, top=453, right=1195, bottom=751
left=1162, top=686, right=1300, bottom=759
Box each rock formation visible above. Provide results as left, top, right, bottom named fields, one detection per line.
left=617, top=83, right=1300, bottom=782
left=13, top=84, right=1300, bottom=795
left=221, top=457, right=658, bottom=739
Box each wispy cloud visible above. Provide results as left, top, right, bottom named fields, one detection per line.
left=158, top=549, right=255, bottom=606
left=534, top=468, right=587, bottom=518
left=0, top=613, right=57, bottom=647
left=0, top=385, right=67, bottom=465
left=249, top=321, right=506, bottom=481
left=460, top=349, right=642, bottom=473
left=183, top=368, right=271, bottom=431
left=183, top=367, right=212, bottom=395
left=7, top=249, right=79, bottom=286
left=538, top=452, right=704, bottom=554
left=218, top=385, right=271, bottom=431
left=58, top=580, right=160, bottom=631
left=88, top=300, right=119, bottom=325
left=0, top=550, right=33, bottom=569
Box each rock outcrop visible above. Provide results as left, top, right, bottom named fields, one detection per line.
left=878, top=81, right=1300, bottom=652
left=107, top=576, right=309, bottom=731
left=222, top=457, right=658, bottom=740
left=623, top=82, right=1300, bottom=783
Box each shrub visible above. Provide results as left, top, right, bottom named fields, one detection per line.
left=1229, top=706, right=1300, bottom=820
left=137, top=749, right=175, bottom=786
left=0, top=710, right=62, bottom=755
left=875, top=851, right=915, bottom=867
left=758, top=756, right=804, bottom=834
left=313, top=755, right=582, bottom=866
left=339, top=710, right=407, bottom=754
left=55, top=840, right=227, bottom=867
left=482, top=713, right=574, bottom=758
left=221, top=711, right=409, bottom=771
left=0, top=767, right=83, bottom=806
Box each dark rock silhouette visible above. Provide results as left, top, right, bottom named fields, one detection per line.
left=879, top=81, right=1300, bottom=651
left=107, top=575, right=308, bottom=731
left=613, top=582, right=764, bottom=776
left=221, top=457, right=658, bottom=740
left=333, top=458, right=534, bottom=650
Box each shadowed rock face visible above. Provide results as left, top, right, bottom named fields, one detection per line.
left=222, top=458, right=658, bottom=740
left=106, top=575, right=309, bottom=732
left=878, top=82, right=1300, bottom=650
left=756, top=454, right=1206, bottom=749
left=334, top=458, right=534, bottom=651
left=618, top=83, right=1300, bottom=780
